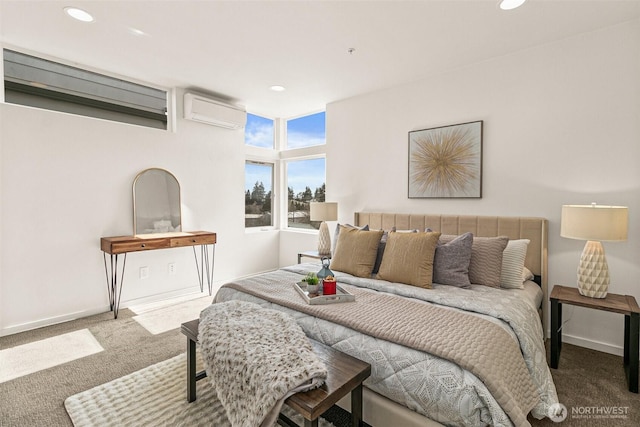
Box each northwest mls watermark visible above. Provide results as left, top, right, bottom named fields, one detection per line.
left=548, top=403, right=630, bottom=422
left=571, top=406, right=629, bottom=420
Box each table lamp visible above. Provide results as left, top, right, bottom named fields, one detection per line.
left=310, top=202, right=338, bottom=256
left=560, top=203, right=628, bottom=298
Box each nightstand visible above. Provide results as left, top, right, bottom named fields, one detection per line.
left=550, top=285, right=639, bottom=393
left=297, top=250, right=331, bottom=264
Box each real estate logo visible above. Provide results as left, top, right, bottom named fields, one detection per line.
left=548, top=403, right=568, bottom=423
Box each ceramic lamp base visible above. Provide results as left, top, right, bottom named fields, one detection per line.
left=577, top=240, right=609, bottom=298
left=317, top=221, right=332, bottom=256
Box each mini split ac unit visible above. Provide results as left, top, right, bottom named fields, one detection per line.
left=183, top=93, right=247, bottom=129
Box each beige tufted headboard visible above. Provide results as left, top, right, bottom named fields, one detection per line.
left=354, top=212, right=549, bottom=335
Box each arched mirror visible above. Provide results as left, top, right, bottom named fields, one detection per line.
left=133, top=168, right=182, bottom=236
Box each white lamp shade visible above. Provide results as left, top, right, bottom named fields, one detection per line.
left=561, top=204, right=628, bottom=242
left=310, top=202, right=338, bottom=222
left=561, top=203, right=628, bottom=298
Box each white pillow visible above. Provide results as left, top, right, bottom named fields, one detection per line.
left=500, top=239, right=530, bottom=289
left=522, top=266, right=535, bottom=282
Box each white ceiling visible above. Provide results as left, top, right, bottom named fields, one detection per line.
left=1, top=0, right=639, bottom=118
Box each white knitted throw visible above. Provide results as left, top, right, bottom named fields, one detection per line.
left=198, top=300, right=328, bottom=427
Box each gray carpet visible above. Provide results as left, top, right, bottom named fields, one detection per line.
left=528, top=342, right=640, bottom=426
left=1, top=308, right=638, bottom=426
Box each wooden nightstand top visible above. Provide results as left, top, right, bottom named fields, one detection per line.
left=551, top=285, right=640, bottom=316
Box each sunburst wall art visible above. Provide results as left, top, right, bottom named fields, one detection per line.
left=408, top=121, right=483, bottom=198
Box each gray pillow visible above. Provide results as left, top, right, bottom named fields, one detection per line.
left=372, top=230, right=388, bottom=275
left=440, top=234, right=508, bottom=287
left=433, top=232, right=473, bottom=287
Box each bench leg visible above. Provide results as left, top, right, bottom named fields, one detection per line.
left=187, top=337, right=197, bottom=402
left=351, top=383, right=363, bottom=427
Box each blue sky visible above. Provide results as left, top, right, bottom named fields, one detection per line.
left=287, top=158, right=325, bottom=195
left=244, top=114, right=274, bottom=148
left=245, top=162, right=272, bottom=194
left=244, top=158, right=326, bottom=195
left=287, top=112, right=325, bottom=149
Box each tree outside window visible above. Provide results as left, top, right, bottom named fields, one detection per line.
left=245, top=162, right=273, bottom=227
left=287, top=158, right=325, bottom=230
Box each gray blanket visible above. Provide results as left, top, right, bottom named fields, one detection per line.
left=198, top=300, right=327, bottom=427
left=217, top=268, right=554, bottom=427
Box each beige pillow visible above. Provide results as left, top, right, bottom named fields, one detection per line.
left=376, top=232, right=441, bottom=288
left=440, top=235, right=508, bottom=287
left=330, top=227, right=384, bottom=277
left=469, top=236, right=509, bottom=287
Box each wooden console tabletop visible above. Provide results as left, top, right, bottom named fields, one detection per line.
left=101, top=231, right=216, bottom=318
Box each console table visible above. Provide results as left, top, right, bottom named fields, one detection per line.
left=100, top=231, right=216, bottom=319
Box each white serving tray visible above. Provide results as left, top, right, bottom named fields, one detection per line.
left=294, top=282, right=355, bottom=305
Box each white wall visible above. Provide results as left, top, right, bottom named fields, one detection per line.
left=325, top=20, right=640, bottom=355
left=0, top=88, right=280, bottom=335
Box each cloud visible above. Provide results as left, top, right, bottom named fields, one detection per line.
left=245, top=121, right=274, bottom=148
left=286, top=130, right=325, bottom=149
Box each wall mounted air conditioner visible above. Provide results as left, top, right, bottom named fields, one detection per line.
left=183, top=93, right=247, bottom=129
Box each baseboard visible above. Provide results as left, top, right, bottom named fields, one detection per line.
left=0, top=306, right=110, bottom=337
left=0, top=273, right=273, bottom=337
left=121, top=286, right=208, bottom=312
left=554, top=332, right=624, bottom=357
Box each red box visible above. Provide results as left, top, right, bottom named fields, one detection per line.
left=323, top=280, right=337, bottom=295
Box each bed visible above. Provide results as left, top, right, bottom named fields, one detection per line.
left=213, top=213, right=558, bottom=427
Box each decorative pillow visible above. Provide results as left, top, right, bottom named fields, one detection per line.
left=333, top=223, right=369, bottom=253
left=376, top=232, right=441, bottom=288
left=371, top=230, right=389, bottom=275
left=433, top=232, right=473, bottom=287
left=500, top=239, right=530, bottom=289
left=522, top=266, right=535, bottom=282
left=440, top=235, right=508, bottom=287
left=330, top=227, right=383, bottom=277
left=390, top=226, right=419, bottom=233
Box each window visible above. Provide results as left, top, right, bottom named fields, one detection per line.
left=3, top=49, right=167, bottom=129
left=244, top=113, right=274, bottom=149
left=286, top=158, right=326, bottom=230
left=286, top=111, right=325, bottom=149
left=244, top=111, right=326, bottom=230
left=245, top=161, right=274, bottom=228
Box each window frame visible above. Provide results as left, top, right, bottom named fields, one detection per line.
left=244, top=111, right=326, bottom=233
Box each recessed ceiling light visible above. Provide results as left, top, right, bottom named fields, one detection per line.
left=64, top=7, right=94, bottom=22
left=499, top=0, right=526, bottom=10
left=270, top=85, right=286, bottom=92
left=129, top=27, right=147, bottom=36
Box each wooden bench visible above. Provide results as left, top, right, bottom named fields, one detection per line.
left=181, top=319, right=371, bottom=427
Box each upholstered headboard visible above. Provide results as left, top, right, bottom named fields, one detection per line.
left=354, top=212, right=549, bottom=335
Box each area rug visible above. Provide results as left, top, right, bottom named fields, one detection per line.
left=64, top=353, right=336, bottom=427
